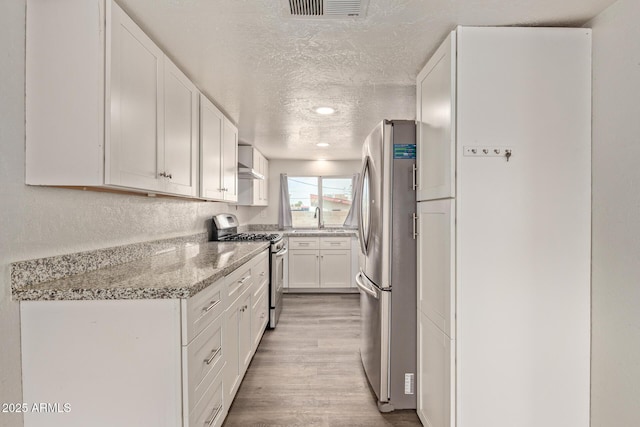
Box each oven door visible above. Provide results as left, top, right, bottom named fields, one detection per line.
left=269, top=244, right=287, bottom=328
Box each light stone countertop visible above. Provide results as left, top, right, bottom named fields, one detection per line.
left=12, top=241, right=269, bottom=301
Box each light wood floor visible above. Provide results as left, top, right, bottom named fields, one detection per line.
left=223, top=293, right=423, bottom=427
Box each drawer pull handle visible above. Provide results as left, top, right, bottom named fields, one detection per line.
left=330, top=242, right=341, bottom=245
left=205, top=404, right=223, bottom=426
left=238, top=276, right=250, bottom=284
left=204, top=347, right=222, bottom=365
left=202, top=300, right=221, bottom=313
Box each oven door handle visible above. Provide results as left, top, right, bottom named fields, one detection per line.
left=355, top=272, right=379, bottom=300
left=274, top=246, right=288, bottom=257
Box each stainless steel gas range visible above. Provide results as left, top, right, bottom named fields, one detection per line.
left=211, top=214, right=287, bottom=328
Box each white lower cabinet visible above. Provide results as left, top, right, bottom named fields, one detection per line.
left=320, top=250, right=351, bottom=287
left=222, top=250, right=269, bottom=409
left=223, top=288, right=250, bottom=406
left=250, top=252, right=270, bottom=351
left=289, top=249, right=320, bottom=288
left=189, top=369, right=225, bottom=427
left=288, top=236, right=352, bottom=289
left=20, top=249, right=270, bottom=427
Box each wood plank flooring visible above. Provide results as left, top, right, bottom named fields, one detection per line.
left=223, top=294, right=422, bottom=427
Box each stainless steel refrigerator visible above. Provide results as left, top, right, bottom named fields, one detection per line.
left=355, top=120, right=416, bottom=411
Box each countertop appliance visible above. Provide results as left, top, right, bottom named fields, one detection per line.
left=211, top=214, right=287, bottom=328
left=356, top=120, right=417, bottom=411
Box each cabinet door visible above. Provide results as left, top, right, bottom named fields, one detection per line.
left=417, top=200, right=456, bottom=339
left=163, top=57, right=198, bottom=197
left=320, top=250, right=351, bottom=288
left=223, top=305, right=240, bottom=404
left=258, top=151, right=268, bottom=205
left=417, top=311, right=454, bottom=427
left=416, top=31, right=456, bottom=201
left=252, top=150, right=262, bottom=205
left=261, top=156, right=269, bottom=204
left=238, top=291, right=252, bottom=371
left=200, top=95, right=224, bottom=200
left=251, top=288, right=268, bottom=352
left=222, top=117, right=238, bottom=202
left=288, top=250, right=320, bottom=288
left=107, top=1, right=164, bottom=192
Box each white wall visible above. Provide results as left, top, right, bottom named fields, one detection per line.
left=0, top=4, right=233, bottom=427
left=588, top=0, right=640, bottom=425
left=240, top=159, right=361, bottom=225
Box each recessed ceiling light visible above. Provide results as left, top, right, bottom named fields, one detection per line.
left=317, top=143, right=330, bottom=147
left=315, top=107, right=335, bottom=115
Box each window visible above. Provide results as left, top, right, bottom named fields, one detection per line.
left=288, top=176, right=354, bottom=228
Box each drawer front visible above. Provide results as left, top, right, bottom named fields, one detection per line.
left=226, top=262, right=253, bottom=302
left=252, top=250, right=269, bottom=288
left=185, top=313, right=224, bottom=414
left=320, top=237, right=351, bottom=249
left=188, top=368, right=225, bottom=427
left=253, top=277, right=268, bottom=299
left=289, top=237, right=319, bottom=250
left=184, top=277, right=225, bottom=345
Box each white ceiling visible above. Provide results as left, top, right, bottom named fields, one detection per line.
left=117, top=0, right=615, bottom=160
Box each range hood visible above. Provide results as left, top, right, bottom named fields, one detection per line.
left=237, top=163, right=265, bottom=180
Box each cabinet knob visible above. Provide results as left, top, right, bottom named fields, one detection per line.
left=159, top=172, right=172, bottom=179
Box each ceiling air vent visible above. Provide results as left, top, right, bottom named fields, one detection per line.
left=286, top=0, right=369, bottom=19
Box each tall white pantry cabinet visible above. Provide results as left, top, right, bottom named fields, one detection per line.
left=415, top=27, right=591, bottom=427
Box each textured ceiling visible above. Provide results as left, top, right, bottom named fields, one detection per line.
left=117, top=0, right=615, bottom=160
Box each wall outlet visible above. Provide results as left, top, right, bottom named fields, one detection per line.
left=404, top=373, right=415, bottom=395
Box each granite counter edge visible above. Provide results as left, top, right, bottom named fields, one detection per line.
left=13, top=243, right=270, bottom=302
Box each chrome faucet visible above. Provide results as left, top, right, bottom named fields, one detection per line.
left=313, top=206, right=324, bottom=229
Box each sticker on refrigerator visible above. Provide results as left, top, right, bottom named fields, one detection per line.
left=393, top=144, right=416, bottom=159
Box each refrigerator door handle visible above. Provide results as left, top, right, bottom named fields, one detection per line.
left=358, top=158, right=370, bottom=255
left=412, top=163, right=417, bottom=190
left=356, top=272, right=379, bottom=300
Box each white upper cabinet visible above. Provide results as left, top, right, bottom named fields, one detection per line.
left=162, top=57, right=199, bottom=197
left=106, top=2, right=165, bottom=193
left=199, top=96, right=238, bottom=203
left=199, top=96, right=225, bottom=201
left=222, top=118, right=239, bottom=203
left=237, top=146, right=269, bottom=206
left=108, top=12, right=198, bottom=197
left=26, top=0, right=229, bottom=200
left=416, top=32, right=456, bottom=201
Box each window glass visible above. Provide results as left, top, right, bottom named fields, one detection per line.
left=287, top=176, right=353, bottom=228
left=288, top=177, right=320, bottom=228
left=321, top=177, right=353, bottom=226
